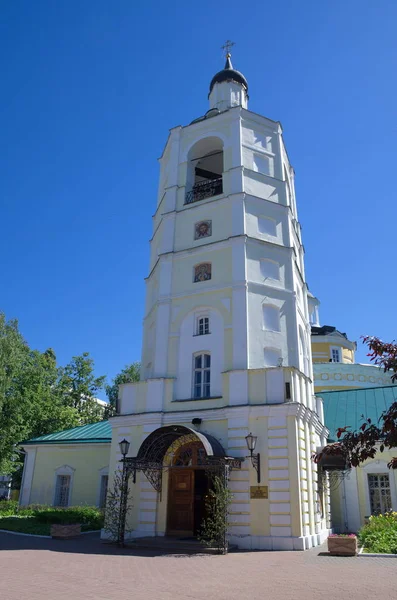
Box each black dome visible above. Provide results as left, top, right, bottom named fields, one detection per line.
left=209, top=55, right=248, bottom=94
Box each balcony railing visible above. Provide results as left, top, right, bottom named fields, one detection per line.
left=185, top=177, right=223, bottom=204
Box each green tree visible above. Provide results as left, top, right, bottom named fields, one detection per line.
left=0, top=314, right=79, bottom=475
left=0, top=313, right=31, bottom=473
left=57, top=352, right=106, bottom=425
left=105, top=362, right=140, bottom=418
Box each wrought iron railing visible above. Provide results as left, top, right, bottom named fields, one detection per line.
left=185, top=177, right=223, bottom=204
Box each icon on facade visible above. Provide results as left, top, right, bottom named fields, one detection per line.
left=194, top=263, right=212, bottom=283
left=195, top=220, right=212, bottom=240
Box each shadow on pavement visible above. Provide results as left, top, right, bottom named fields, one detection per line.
left=0, top=532, right=214, bottom=558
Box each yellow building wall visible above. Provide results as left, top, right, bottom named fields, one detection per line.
left=311, top=341, right=354, bottom=364
left=28, top=443, right=110, bottom=506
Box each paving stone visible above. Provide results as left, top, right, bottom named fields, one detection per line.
left=0, top=533, right=395, bottom=600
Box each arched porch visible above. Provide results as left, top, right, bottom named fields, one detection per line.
left=119, top=425, right=242, bottom=540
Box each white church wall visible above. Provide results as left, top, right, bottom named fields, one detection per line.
left=173, top=197, right=233, bottom=253
left=246, top=239, right=287, bottom=289
left=174, top=307, right=224, bottom=400
left=244, top=195, right=290, bottom=248
left=171, top=246, right=232, bottom=296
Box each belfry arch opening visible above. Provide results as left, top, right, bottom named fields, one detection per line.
left=186, top=137, right=224, bottom=204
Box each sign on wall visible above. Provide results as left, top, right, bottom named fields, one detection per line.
left=250, top=486, right=268, bottom=499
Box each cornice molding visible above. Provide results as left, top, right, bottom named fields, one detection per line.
left=111, top=401, right=326, bottom=434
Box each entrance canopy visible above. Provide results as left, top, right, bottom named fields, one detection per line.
left=137, top=425, right=225, bottom=463
left=124, top=425, right=242, bottom=492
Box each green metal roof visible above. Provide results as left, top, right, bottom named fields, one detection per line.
left=320, top=385, right=397, bottom=441
left=22, top=420, right=111, bottom=445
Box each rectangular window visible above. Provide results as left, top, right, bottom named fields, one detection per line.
left=197, top=316, right=210, bottom=335
left=331, top=348, right=340, bottom=363
left=54, top=475, right=71, bottom=507
left=368, top=474, right=392, bottom=515
left=99, top=475, right=108, bottom=509
left=193, top=353, right=211, bottom=398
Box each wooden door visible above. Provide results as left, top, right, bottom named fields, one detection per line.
left=167, top=470, right=194, bottom=536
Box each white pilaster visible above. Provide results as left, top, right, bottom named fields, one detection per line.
left=19, top=447, right=37, bottom=506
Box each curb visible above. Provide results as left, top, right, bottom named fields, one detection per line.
left=358, top=546, right=397, bottom=558
left=0, top=529, right=51, bottom=539
left=0, top=529, right=100, bottom=539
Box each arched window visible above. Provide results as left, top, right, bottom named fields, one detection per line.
left=194, top=263, right=211, bottom=283
left=263, top=305, right=281, bottom=332
left=186, top=137, right=224, bottom=204
left=260, top=259, right=280, bottom=281
left=193, top=353, right=211, bottom=398
left=53, top=465, right=74, bottom=507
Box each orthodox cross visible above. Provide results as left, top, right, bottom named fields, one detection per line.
left=221, top=40, right=235, bottom=57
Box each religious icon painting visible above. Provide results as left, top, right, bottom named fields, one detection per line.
left=194, top=220, right=212, bottom=240
left=194, top=263, right=212, bottom=283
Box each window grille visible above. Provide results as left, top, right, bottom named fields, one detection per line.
left=54, top=475, right=70, bottom=507
left=331, top=348, right=340, bottom=363
left=368, top=474, right=392, bottom=514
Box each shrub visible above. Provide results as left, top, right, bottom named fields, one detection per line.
left=198, top=474, right=233, bottom=554
left=0, top=500, right=19, bottom=516
left=33, top=506, right=104, bottom=529
left=359, top=512, right=397, bottom=554
left=0, top=503, right=104, bottom=533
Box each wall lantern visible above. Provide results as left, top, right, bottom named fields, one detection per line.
left=245, top=432, right=261, bottom=483
left=119, top=438, right=130, bottom=458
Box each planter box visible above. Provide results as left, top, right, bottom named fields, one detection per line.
left=51, top=524, right=81, bottom=539
left=328, top=536, right=357, bottom=556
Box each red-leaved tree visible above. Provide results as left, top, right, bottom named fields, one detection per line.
left=314, top=336, right=397, bottom=469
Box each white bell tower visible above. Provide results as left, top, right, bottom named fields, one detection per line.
left=116, top=49, right=329, bottom=550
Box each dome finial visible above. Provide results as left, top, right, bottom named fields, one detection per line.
left=221, top=40, right=235, bottom=57
left=221, top=40, right=235, bottom=70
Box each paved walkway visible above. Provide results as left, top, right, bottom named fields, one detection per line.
left=1, top=532, right=395, bottom=600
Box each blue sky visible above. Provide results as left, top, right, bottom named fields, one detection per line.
left=1, top=1, right=396, bottom=392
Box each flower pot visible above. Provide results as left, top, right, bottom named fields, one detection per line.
left=327, top=536, right=357, bottom=556
left=50, top=523, right=81, bottom=539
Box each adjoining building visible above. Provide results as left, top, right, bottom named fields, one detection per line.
left=19, top=421, right=111, bottom=508
left=319, top=385, right=397, bottom=532
left=308, top=293, right=393, bottom=392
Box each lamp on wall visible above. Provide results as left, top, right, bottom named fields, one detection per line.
left=245, top=432, right=261, bottom=483
left=119, top=439, right=130, bottom=458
